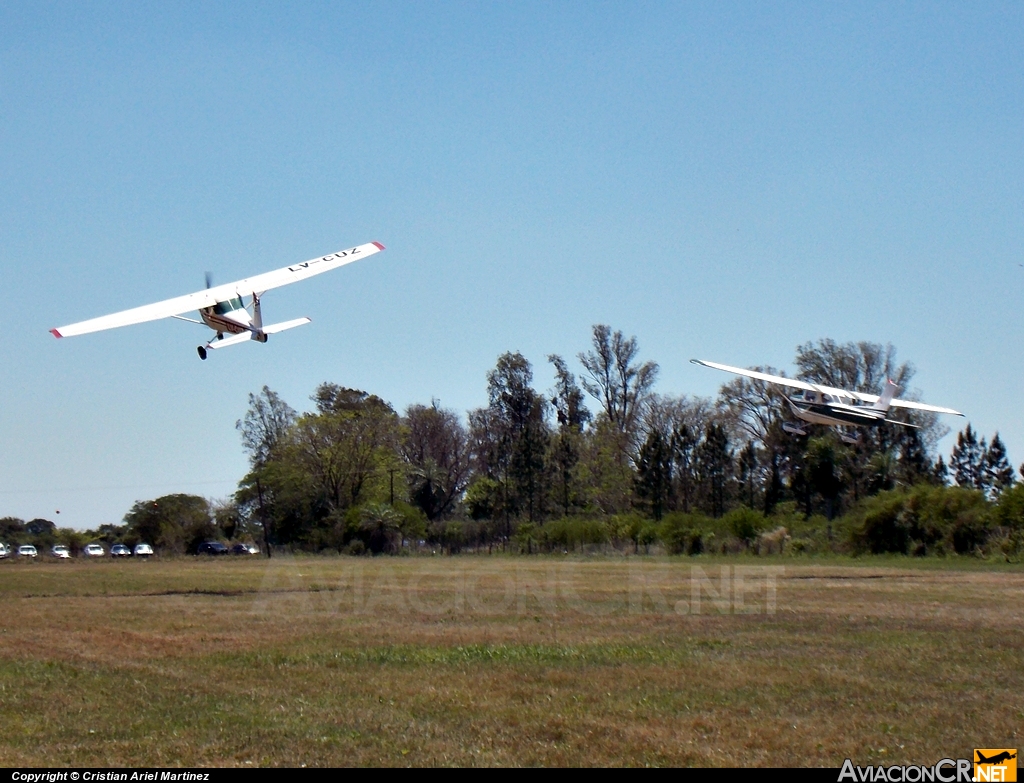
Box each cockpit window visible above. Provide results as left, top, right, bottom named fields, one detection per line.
left=213, top=297, right=245, bottom=315
left=822, top=394, right=832, bottom=403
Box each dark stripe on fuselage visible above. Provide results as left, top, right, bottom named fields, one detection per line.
left=793, top=402, right=885, bottom=427
left=201, top=310, right=250, bottom=335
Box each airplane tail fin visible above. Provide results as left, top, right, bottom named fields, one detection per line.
left=872, top=379, right=901, bottom=412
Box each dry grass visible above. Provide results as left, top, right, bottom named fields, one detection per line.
left=0, top=555, right=1022, bottom=766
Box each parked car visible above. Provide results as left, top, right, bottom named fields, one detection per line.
left=51, top=545, right=71, bottom=559
left=133, top=543, right=154, bottom=557
left=110, top=544, right=131, bottom=558
left=230, top=542, right=259, bottom=555
left=17, top=545, right=38, bottom=558
left=0, top=543, right=9, bottom=559
left=82, top=543, right=105, bottom=557
left=197, top=541, right=229, bottom=555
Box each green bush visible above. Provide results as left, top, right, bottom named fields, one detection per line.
left=607, top=513, right=645, bottom=546
left=994, top=483, right=1024, bottom=531
left=344, top=539, right=366, bottom=556
left=851, top=485, right=992, bottom=555
left=538, top=517, right=611, bottom=551
left=723, top=507, right=767, bottom=545
left=392, top=501, right=428, bottom=543
left=464, top=477, right=503, bottom=521
left=855, top=491, right=911, bottom=554
left=659, top=512, right=710, bottom=555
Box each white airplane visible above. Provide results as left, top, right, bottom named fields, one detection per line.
left=691, top=359, right=964, bottom=443
left=51, top=241, right=385, bottom=359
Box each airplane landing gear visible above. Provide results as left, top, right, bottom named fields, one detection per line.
left=197, top=345, right=208, bottom=360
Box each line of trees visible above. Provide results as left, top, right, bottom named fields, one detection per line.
left=4, top=327, right=1023, bottom=558
left=204, top=327, right=1024, bottom=556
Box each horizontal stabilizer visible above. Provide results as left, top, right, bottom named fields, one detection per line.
left=205, top=332, right=253, bottom=351
left=261, top=317, right=311, bottom=335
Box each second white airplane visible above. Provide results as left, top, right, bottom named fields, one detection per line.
left=691, top=359, right=964, bottom=443
left=51, top=241, right=385, bottom=359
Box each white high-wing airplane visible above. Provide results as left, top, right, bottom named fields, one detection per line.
left=691, top=359, right=964, bottom=443
left=51, top=241, right=385, bottom=359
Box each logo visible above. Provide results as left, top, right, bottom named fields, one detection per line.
left=974, top=749, right=1017, bottom=782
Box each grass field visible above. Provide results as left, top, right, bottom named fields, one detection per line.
left=1, top=554, right=1021, bottom=767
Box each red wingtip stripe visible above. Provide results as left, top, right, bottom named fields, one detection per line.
left=372, top=241, right=386, bottom=251
left=50, top=328, right=63, bottom=339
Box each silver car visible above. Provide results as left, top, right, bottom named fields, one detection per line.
left=133, top=543, right=154, bottom=557
left=17, top=545, right=38, bottom=558
left=51, top=545, right=71, bottom=559
left=82, top=543, right=105, bottom=557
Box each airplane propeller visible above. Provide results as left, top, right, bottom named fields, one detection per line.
left=205, top=272, right=213, bottom=289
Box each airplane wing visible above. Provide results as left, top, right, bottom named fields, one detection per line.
left=881, top=398, right=963, bottom=416
left=690, top=359, right=820, bottom=392
left=690, top=359, right=964, bottom=416
left=50, top=241, right=385, bottom=338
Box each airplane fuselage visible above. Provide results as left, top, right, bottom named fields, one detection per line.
left=199, top=296, right=252, bottom=336
left=786, top=396, right=888, bottom=429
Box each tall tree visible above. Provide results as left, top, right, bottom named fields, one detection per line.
left=634, top=429, right=672, bottom=520
left=644, top=393, right=712, bottom=514
left=578, top=324, right=658, bottom=434
left=290, top=388, right=401, bottom=512
left=312, top=384, right=393, bottom=416
left=401, top=402, right=471, bottom=521
left=696, top=422, right=732, bottom=517
left=717, top=369, right=789, bottom=447
left=985, top=432, right=1015, bottom=496
left=795, top=339, right=910, bottom=393
left=672, top=424, right=700, bottom=513
left=896, top=427, right=933, bottom=486
left=236, top=386, right=296, bottom=468
left=123, top=494, right=215, bottom=554
left=548, top=355, right=590, bottom=516
left=236, top=386, right=296, bottom=555
left=950, top=425, right=986, bottom=490
left=737, top=441, right=758, bottom=509
left=482, top=352, right=550, bottom=523
left=548, top=355, right=590, bottom=430
left=804, top=434, right=849, bottom=520
left=865, top=450, right=898, bottom=495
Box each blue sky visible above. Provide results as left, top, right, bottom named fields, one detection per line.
left=2, top=2, right=1022, bottom=528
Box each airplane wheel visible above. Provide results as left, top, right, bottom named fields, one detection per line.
left=197, top=346, right=207, bottom=361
